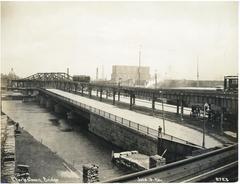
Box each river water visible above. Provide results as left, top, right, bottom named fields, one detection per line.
left=2, top=100, right=129, bottom=181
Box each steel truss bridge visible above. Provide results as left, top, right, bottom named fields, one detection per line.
left=9, top=72, right=238, bottom=116
left=7, top=73, right=238, bottom=182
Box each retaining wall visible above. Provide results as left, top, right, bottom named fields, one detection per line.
left=89, top=113, right=158, bottom=155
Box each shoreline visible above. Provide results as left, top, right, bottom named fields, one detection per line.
left=12, top=118, right=82, bottom=183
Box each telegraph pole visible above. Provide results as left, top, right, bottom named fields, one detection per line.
left=96, top=67, right=98, bottom=81
left=138, top=45, right=142, bottom=86
left=197, top=56, right=199, bottom=87
left=162, top=100, right=166, bottom=134
left=67, top=68, right=69, bottom=79
left=202, top=103, right=209, bottom=148
left=155, top=70, right=158, bottom=89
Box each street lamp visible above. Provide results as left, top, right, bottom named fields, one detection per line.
left=202, top=102, right=209, bottom=148
left=159, top=91, right=166, bottom=134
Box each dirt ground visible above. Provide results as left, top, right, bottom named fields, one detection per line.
left=15, top=127, right=82, bottom=183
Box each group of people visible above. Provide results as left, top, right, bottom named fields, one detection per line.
left=190, top=105, right=201, bottom=118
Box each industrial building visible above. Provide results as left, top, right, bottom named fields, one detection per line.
left=111, top=65, right=150, bottom=86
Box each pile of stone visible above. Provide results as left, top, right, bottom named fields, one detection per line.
left=82, top=164, right=99, bottom=183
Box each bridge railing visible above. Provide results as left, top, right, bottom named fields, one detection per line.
left=42, top=89, right=201, bottom=147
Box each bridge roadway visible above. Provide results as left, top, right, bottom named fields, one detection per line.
left=10, top=72, right=238, bottom=116
left=47, top=89, right=221, bottom=148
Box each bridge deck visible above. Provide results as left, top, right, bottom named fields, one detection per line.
left=47, top=89, right=222, bottom=148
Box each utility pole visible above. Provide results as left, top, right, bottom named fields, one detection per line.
left=138, top=45, right=142, bottom=86
left=155, top=70, right=158, bottom=89
left=197, top=56, right=199, bottom=87
left=102, top=65, right=104, bottom=80
left=162, top=100, right=165, bottom=134
left=96, top=67, right=98, bottom=81
left=67, top=68, right=69, bottom=79
left=202, top=103, right=209, bottom=148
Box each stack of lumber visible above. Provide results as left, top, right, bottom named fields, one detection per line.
left=82, top=164, right=99, bottom=183
left=1, top=115, right=16, bottom=183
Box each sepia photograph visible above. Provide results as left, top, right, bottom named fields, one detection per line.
left=1, top=1, right=238, bottom=183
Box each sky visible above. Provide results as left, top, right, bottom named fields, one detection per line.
left=1, top=1, right=238, bottom=80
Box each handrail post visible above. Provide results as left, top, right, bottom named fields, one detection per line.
left=147, top=127, right=149, bottom=134
left=121, top=118, right=123, bottom=124
left=129, top=121, right=131, bottom=127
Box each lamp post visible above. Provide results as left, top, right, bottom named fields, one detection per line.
left=202, top=103, right=209, bottom=148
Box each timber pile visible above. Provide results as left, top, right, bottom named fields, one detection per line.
left=1, top=115, right=16, bottom=183
left=82, top=164, right=99, bottom=183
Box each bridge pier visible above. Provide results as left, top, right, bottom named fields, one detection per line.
left=46, top=99, right=55, bottom=111
left=89, top=89, right=92, bottom=98
left=67, top=111, right=75, bottom=120
left=130, top=95, right=133, bottom=110
left=100, top=90, right=103, bottom=101
left=106, top=91, right=108, bottom=99
left=133, top=95, right=135, bottom=105
left=220, top=109, right=224, bottom=135
left=176, top=100, right=180, bottom=115
left=118, top=92, right=120, bottom=101
left=112, top=91, right=116, bottom=105
left=152, top=93, right=156, bottom=115
left=152, top=98, right=155, bottom=115
left=81, top=86, right=84, bottom=96
left=180, top=100, right=184, bottom=120
left=54, top=104, right=66, bottom=114
left=39, top=96, right=47, bottom=107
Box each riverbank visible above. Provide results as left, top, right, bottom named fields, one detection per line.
left=15, top=126, right=81, bottom=183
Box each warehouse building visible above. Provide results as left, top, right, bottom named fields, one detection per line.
left=111, top=65, right=150, bottom=86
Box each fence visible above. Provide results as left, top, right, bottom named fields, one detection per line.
left=41, top=88, right=201, bottom=148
